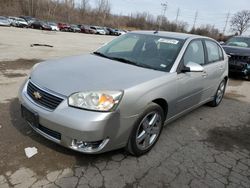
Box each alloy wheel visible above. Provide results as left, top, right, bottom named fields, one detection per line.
left=216, top=81, right=225, bottom=105
left=135, top=111, right=162, bottom=150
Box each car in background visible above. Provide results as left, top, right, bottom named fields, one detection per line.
left=58, top=22, right=70, bottom=31
left=115, top=29, right=127, bottom=36
left=0, top=16, right=11, bottom=27
left=90, top=26, right=106, bottom=35
left=69, top=24, right=81, bottom=33
left=105, top=27, right=118, bottom=35
left=102, top=27, right=110, bottom=35
left=30, top=20, right=52, bottom=30
left=80, top=25, right=96, bottom=34
left=19, top=31, right=228, bottom=156
left=48, top=22, right=59, bottom=31
left=8, top=17, right=28, bottom=27
left=222, top=36, right=250, bottom=80
left=19, top=16, right=36, bottom=26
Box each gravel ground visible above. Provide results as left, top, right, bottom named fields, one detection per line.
left=0, top=27, right=249, bottom=188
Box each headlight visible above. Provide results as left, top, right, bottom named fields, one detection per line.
left=68, top=91, right=123, bottom=111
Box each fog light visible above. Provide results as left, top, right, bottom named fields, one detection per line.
left=70, top=138, right=109, bottom=153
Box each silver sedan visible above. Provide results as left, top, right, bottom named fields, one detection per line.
left=19, top=31, right=228, bottom=156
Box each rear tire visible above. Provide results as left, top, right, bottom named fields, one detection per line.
left=207, top=79, right=226, bottom=107
left=126, top=103, right=164, bottom=156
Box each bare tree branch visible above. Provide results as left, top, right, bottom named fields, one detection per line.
left=230, top=10, right=250, bottom=35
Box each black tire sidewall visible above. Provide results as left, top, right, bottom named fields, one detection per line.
left=127, top=103, right=164, bottom=156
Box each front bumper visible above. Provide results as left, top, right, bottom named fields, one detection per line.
left=229, top=62, right=250, bottom=77
left=18, top=80, right=138, bottom=154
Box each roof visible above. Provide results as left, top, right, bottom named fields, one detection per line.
left=130, top=30, right=207, bottom=40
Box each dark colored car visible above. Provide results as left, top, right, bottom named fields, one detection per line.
left=222, top=36, right=250, bottom=80
left=80, top=25, right=96, bottom=34
left=69, top=24, right=81, bottom=32
left=103, top=27, right=110, bottom=35
left=30, top=20, right=52, bottom=30
left=58, top=23, right=70, bottom=31
left=105, top=27, right=117, bottom=35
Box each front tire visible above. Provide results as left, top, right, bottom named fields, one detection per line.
left=207, top=79, right=226, bottom=107
left=126, top=103, right=164, bottom=156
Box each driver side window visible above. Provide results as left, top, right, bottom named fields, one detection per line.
left=183, top=40, right=205, bottom=66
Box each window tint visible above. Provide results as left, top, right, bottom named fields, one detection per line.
left=183, top=40, right=205, bottom=66
left=108, top=36, right=139, bottom=53
left=205, top=40, right=223, bottom=63
left=96, top=33, right=184, bottom=72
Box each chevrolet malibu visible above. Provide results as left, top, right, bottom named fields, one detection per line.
left=19, top=31, right=228, bottom=156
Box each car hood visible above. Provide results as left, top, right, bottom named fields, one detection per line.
left=31, top=54, right=167, bottom=96
left=222, top=45, right=250, bottom=56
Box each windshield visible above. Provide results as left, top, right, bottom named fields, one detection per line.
left=225, top=37, right=250, bottom=48
left=94, top=33, right=184, bottom=72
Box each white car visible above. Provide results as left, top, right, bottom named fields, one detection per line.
left=8, top=17, right=28, bottom=28
left=90, top=26, right=106, bottom=35
left=48, top=22, right=59, bottom=31
left=116, top=29, right=127, bottom=35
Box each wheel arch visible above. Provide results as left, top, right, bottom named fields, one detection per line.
left=224, top=76, right=228, bottom=83
left=152, top=98, right=168, bottom=120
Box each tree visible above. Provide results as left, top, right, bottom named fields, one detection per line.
left=230, top=10, right=250, bottom=35
left=79, top=0, right=89, bottom=16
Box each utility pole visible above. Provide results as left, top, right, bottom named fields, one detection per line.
left=175, top=8, right=180, bottom=23
left=192, top=11, right=198, bottom=29
left=159, top=1, right=168, bottom=30
left=223, top=12, right=230, bottom=35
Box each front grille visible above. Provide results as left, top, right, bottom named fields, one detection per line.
left=27, top=81, right=64, bottom=110
left=229, top=55, right=250, bottom=63
left=38, top=124, right=61, bottom=140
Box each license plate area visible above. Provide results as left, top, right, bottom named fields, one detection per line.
left=21, top=105, right=39, bottom=128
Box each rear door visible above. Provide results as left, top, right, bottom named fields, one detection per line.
left=202, top=40, right=226, bottom=98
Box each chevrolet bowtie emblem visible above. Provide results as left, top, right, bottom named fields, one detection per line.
left=33, top=91, right=42, bottom=100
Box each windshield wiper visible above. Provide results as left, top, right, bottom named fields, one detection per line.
left=109, top=57, right=137, bottom=65
left=112, top=57, right=160, bottom=71
left=93, top=51, right=111, bottom=59
left=93, top=53, right=160, bottom=71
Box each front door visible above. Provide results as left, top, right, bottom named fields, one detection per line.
left=175, top=39, right=207, bottom=114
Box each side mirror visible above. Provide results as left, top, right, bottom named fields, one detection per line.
left=184, top=62, right=204, bottom=72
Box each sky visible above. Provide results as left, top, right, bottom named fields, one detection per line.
left=87, top=0, right=250, bottom=35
